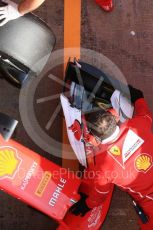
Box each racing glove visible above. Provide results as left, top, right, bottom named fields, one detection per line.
left=0, top=0, right=22, bottom=26
left=70, top=193, right=91, bottom=217
left=128, top=85, right=144, bottom=104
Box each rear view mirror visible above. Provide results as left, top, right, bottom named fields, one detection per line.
left=0, top=112, right=18, bottom=140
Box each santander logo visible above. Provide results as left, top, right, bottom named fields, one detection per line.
left=88, top=205, right=102, bottom=228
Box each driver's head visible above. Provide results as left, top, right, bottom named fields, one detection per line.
left=85, top=110, right=117, bottom=141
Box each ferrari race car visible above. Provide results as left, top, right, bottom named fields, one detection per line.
left=0, top=7, right=134, bottom=230
left=0, top=60, right=133, bottom=229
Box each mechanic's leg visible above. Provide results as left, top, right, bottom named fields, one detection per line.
left=138, top=201, right=153, bottom=230
left=95, top=0, right=113, bottom=12
left=138, top=217, right=153, bottom=230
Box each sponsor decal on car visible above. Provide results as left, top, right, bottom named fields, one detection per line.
left=88, top=205, right=102, bottom=228
left=0, top=146, right=22, bottom=180
left=35, top=171, right=52, bottom=197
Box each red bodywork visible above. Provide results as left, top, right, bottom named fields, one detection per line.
left=58, top=182, right=113, bottom=230
left=0, top=135, right=80, bottom=221
left=0, top=134, right=113, bottom=229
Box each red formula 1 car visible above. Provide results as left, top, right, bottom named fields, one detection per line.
left=0, top=8, right=133, bottom=230
left=0, top=113, right=113, bottom=230
left=0, top=60, right=133, bottom=229
left=0, top=68, right=114, bottom=230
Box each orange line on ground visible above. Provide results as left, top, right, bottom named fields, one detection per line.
left=62, top=0, right=81, bottom=170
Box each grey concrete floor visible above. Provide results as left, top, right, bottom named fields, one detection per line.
left=1, top=0, right=153, bottom=229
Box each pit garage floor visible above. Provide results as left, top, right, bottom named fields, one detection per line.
left=1, top=0, right=153, bottom=229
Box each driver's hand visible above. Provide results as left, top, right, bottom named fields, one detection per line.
left=0, top=0, right=22, bottom=26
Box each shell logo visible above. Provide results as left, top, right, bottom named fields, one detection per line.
left=0, top=146, right=21, bottom=180
left=135, top=154, right=152, bottom=173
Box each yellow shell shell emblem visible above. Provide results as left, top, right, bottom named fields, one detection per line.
left=135, top=154, right=152, bottom=172
left=109, top=146, right=121, bottom=156
left=0, top=147, right=20, bottom=179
